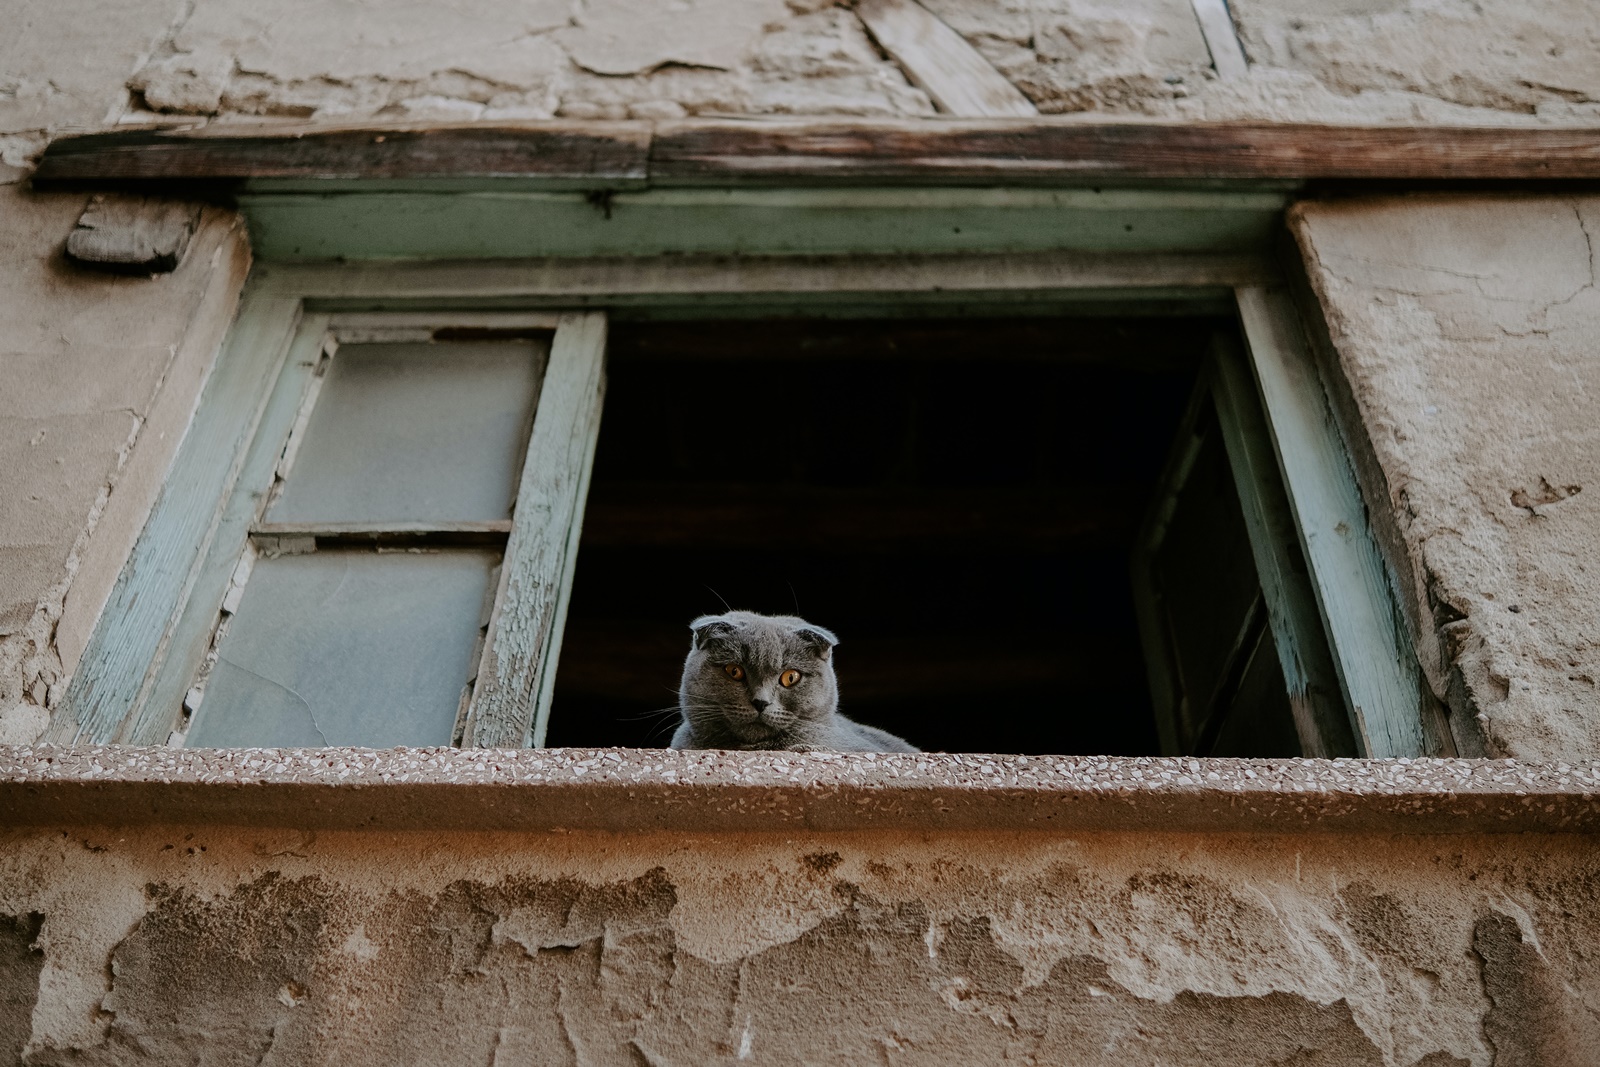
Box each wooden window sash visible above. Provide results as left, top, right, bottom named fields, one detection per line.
left=52, top=253, right=1435, bottom=758
left=54, top=306, right=604, bottom=749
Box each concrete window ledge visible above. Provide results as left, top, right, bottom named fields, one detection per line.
left=2, top=744, right=1597, bottom=834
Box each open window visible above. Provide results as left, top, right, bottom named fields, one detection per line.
left=60, top=312, right=605, bottom=751
left=58, top=276, right=1430, bottom=759
left=545, top=314, right=1356, bottom=757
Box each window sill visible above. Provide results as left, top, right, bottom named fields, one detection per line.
left=2, top=745, right=1595, bottom=834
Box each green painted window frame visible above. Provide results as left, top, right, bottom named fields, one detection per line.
left=53, top=190, right=1443, bottom=757
left=55, top=304, right=605, bottom=750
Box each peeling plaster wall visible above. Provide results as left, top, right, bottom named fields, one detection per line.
left=1292, top=196, right=1600, bottom=762
left=4, top=0, right=1600, bottom=731
left=2, top=0, right=254, bottom=745
left=1229, top=0, right=1600, bottom=124
left=1, top=826, right=1597, bottom=1065
left=0, top=188, right=249, bottom=745
left=43, top=0, right=1594, bottom=127
left=2, top=1, right=1600, bottom=1059
left=925, top=0, right=1600, bottom=123
left=121, top=0, right=935, bottom=122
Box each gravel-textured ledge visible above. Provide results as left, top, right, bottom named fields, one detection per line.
left=2, top=744, right=1597, bottom=834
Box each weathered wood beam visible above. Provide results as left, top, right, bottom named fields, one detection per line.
left=649, top=122, right=1600, bottom=183
left=34, top=121, right=652, bottom=188
left=31, top=121, right=1600, bottom=190
left=856, top=0, right=1038, bottom=118
left=1189, top=0, right=1250, bottom=81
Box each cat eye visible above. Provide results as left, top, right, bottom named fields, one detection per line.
left=780, top=669, right=801, bottom=688
left=723, top=664, right=745, bottom=681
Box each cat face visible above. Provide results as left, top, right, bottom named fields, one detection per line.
left=679, top=611, right=840, bottom=747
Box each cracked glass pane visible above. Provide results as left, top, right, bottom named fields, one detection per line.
left=267, top=340, right=548, bottom=524
left=186, top=548, right=498, bottom=748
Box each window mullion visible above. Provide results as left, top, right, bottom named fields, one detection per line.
left=1234, top=285, right=1443, bottom=758
left=1208, top=332, right=1356, bottom=758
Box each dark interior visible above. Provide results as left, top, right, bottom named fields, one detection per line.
left=546, top=314, right=1226, bottom=754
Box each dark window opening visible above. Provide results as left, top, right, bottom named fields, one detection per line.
left=546, top=315, right=1337, bottom=756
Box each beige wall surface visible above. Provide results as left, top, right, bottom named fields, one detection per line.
left=4, top=0, right=1597, bottom=134
left=2, top=3, right=1600, bottom=1063
left=2, top=0, right=1600, bottom=746
left=2, top=825, right=1597, bottom=1065
left=1293, top=196, right=1600, bottom=762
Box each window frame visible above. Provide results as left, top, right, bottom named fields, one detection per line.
left=52, top=236, right=1444, bottom=759
left=55, top=304, right=606, bottom=750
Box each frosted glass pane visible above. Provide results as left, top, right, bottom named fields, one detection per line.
left=186, top=549, right=496, bottom=748
left=268, top=340, right=547, bottom=524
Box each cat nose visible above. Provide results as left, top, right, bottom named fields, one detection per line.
left=750, top=698, right=770, bottom=712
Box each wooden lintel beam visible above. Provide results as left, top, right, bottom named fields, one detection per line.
left=33, top=121, right=653, bottom=189
left=30, top=120, right=1600, bottom=190
left=649, top=121, right=1600, bottom=183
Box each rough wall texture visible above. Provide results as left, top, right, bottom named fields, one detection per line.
left=1, top=826, right=1598, bottom=1065
left=0, top=188, right=248, bottom=747
left=2, top=0, right=253, bottom=746
left=924, top=0, right=1600, bottom=123
left=122, top=0, right=935, bottom=123
left=1230, top=0, right=1600, bottom=123
left=7, top=0, right=1597, bottom=133
left=2, top=3, right=1600, bottom=1061
left=1292, top=196, right=1600, bottom=763
left=5, top=0, right=1600, bottom=729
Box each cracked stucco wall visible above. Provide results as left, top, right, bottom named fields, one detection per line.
left=3, top=0, right=1600, bottom=737
left=5, top=0, right=1591, bottom=130
left=1, top=2, right=1600, bottom=1061
left=1, top=0, right=253, bottom=745
left=1, top=826, right=1597, bottom=1064
left=924, top=0, right=1600, bottom=123
left=1292, top=195, right=1600, bottom=763
left=100, top=0, right=1600, bottom=127
left=122, top=0, right=936, bottom=123
left=0, top=184, right=248, bottom=746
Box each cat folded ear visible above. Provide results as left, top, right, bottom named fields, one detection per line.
left=690, top=615, right=738, bottom=650
left=793, top=624, right=839, bottom=660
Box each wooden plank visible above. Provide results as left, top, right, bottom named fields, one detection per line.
left=460, top=312, right=607, bottom=749
left=1189, top=0, right=1249, bottom=80
left=277, top=251, right=1266, bottom=304
left=649, top=121, right=1600, bottom=183
left=856, top=0, right=1037, bottom=118
left=64, top=194, right=202, bottom=274
left=50, top=289, right=306, bottom=744
left=34, top=121, right=1600, bottom=190
left=1209, top=334, right=1356, bottom=757
left=239, top=186, right=1284, bottom=260
left=252, top=521, right=513, bottom=537
left=1234, top=285, right=1433, bottom=757
left=34, top=121, right=652, bottom=188
left=328, top=311, right=561, bottom=332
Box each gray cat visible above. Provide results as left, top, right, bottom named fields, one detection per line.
left=670, top=611, right=920, bottom=753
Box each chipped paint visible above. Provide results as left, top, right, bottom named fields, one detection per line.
left=2, top=824, right=1598, bottom=1063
